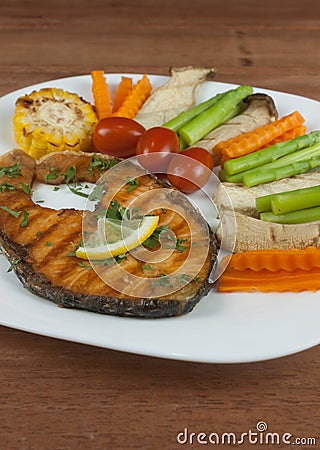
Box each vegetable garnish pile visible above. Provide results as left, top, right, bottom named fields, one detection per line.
left=9, top=66, right=320, bottom=296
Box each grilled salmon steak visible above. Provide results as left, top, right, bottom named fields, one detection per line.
left=0, top=149, right=216, bottom=318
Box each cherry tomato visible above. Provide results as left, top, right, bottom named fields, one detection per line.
left=136, top=127, right=180, bottom=173
left=93, top=117, right=146, bottom=157
left=167, top=147, right=214, bottom=194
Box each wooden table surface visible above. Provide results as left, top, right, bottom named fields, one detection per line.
left=0, top=1, right=319, bottom=449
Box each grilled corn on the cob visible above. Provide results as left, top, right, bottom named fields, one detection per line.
left=13, top=88, right=98, bottom=159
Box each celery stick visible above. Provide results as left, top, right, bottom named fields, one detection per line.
left=223, top=131, right=320, bottom=176
left=218, top=168, right=229, bottom=182
left=163, top=92, right=226, bottom=132
left=243, top=160, right=315, bottom=187
left=242, top=145, right=320, bottom=187
left=219, top=168, right=245, bottom=182
left=256, top=185, right=320, bottom=214
left=219, top=170, right=243, bottom=183
left=223, top=154, right=320, bottom=184
left=244, top=156, right=320, bottom=187
left=178, top=135, right=188, bottom=150
left=178, top=85, right=253, bottom=146
left=255, top=193, right=275, bottom=213
left=270, top=185, right=320, bottom=214
left=260, top=206, right=320, bottom=224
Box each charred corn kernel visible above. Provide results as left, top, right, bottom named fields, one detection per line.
left=13, top=88, right=98, bottom=159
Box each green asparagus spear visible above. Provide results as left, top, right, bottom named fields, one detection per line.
left=218, top=168, right=237, bottom=182
left=223, top=131, right=320, bottom=176
left=221, top=144, right=320, bottom=185
left=256, top=185, right=320, bottom=214
left=232, top=162, right=308, bottom=185
left=178, top=85, right=253, bottom=146
left=163, top=92, right=226, bottom=132
left=243, top=148, right=320, bottom=187
left=244, top=159, right=319, bottom=187
left=178, top=135, right=188, bottom=150
left=219, top=160, right=320, bottom=187
left=255, top=193, right=275, bottom=213
left=260, top=206, right=320, bottom=224
left=219, top=168, right=242, bottom=183
left=221, top=155, right=320, bottom=183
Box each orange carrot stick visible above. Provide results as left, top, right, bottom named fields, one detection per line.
left=218, top=266, right=320, bottom=293
left=221, top=247, right=320, bottom=272
left=262, top=124, right=306, bottom=148
left=220, top=124, right=307, bottom=168
left=213, top=111, right=305, bottom=159
left=112, top=76, right=133, bottom=113
left=91, top=70, right=113, bottom=120
left=113, top=74, right=152, bottom=119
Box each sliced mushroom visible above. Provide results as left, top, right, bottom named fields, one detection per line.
left=216, top=210, right=320, bottom=252
left=214, top=171, right=320, bottom=251
left=134, top=65, right=216, bottom=129
left=196, top=93, right=278, bottom=165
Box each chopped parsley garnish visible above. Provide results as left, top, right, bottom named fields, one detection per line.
left=21, top=209, right=29, bottom=227
left=0, top=162, right=22, bottom=179
left=142, top=264, right=154, bottom=270
left=143, top=225, right=170, bottom=250
left=151, top=274, right=173, bottom=288
left=7, top=257, right=21, bottom=273
left=67, top=184, right=89, bottom=198
left=62, top=165, right=77, bottom=184
left=20, top=182, right=33, bottom=194
left=104, top=200, right=141, bottom=221
left=105, top=200, right=124, bottom=220
left=176, top=273, right=192, bottom=283
left=0, top=183, right=16, bottom=193
left=126, top=178, right=139, bottom=192
left=0, top=206, right=21, bottom=218
left=116, top=254, right=127, bottom=262
left=67, top=240, right=84, bottom=257
left=124, top=207, right=141, bottom=221
left=45, top=241, right=53, bottom=246
left=175, top=238, right=188, bottom=253
left=92, top=254, right=127, bottom=266
left=150, top=273, right=195, bottom=290
left=44, top=167, right=59, bottom=182
left=77, top=261, right=92, bottom=270
left=88, top=154, right=118, bottom=176
left=45, top=165, right=91, bottom=198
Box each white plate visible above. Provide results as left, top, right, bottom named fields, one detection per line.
left=0, top=74, right=319, bottom=364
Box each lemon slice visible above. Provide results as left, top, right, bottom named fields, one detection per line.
left=76, top=215, right=159, bottom=260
